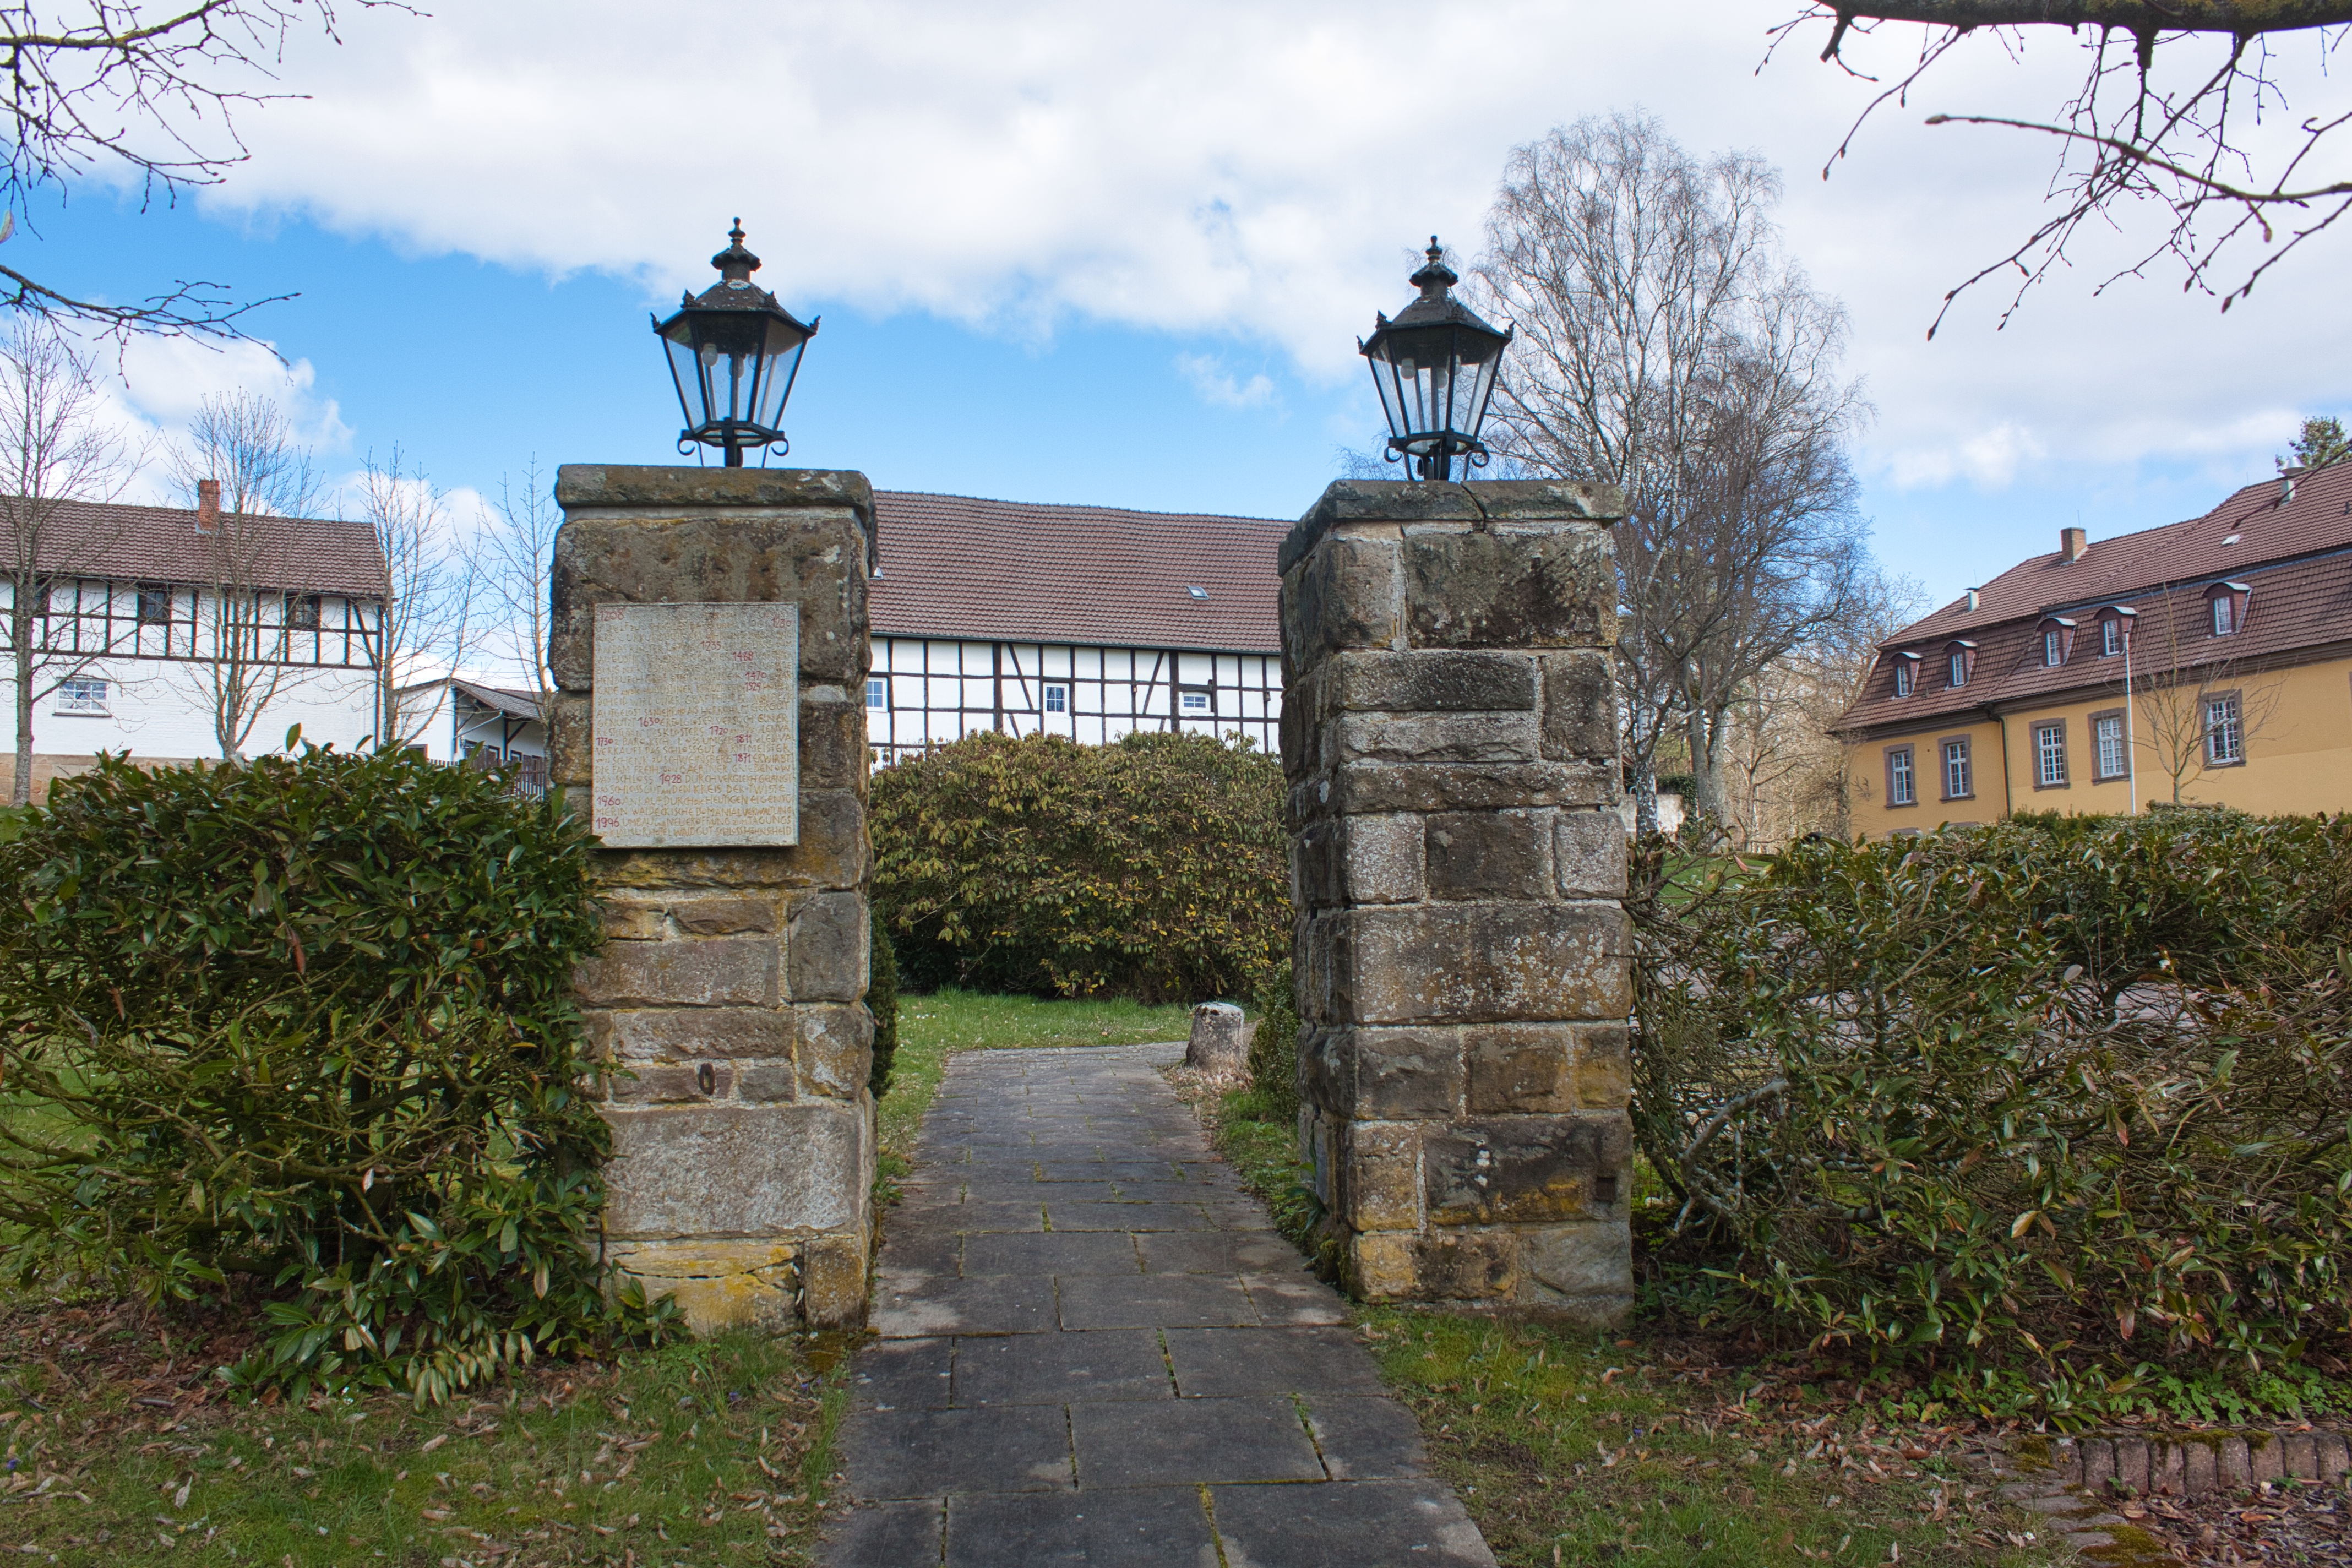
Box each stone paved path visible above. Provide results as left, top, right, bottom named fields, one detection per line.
left=821, top=1043, right=1498, bottom=1567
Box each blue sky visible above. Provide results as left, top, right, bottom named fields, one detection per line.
left=28, top=0, right=2351, bottom=633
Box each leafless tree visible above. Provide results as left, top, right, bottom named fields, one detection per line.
left=0, top=319, right=140, bottom=802
left=1719, top=569, right=1925, bottom=846
left=1767, top=4, right=2352, bottom=329
left=0, top=2, right=405, bottom=345
left=2127, top=585, right=2284, bottom=805
left=1476, top=110, right=1874, bottom=836
left=357, top=445, right=475, bottom=751
left=164, top=390, right=326, bottom=759
left=484, top=457, right=558, bottom=723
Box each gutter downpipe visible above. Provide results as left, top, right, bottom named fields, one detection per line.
left=2124, top=629, right=2139, bottom=815
left=1996, top=706, right=2013, bottom=821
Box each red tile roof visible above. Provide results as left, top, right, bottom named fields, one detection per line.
left=1839, top=464, right=2352, bottom=734
left=0, top=496, right=388, bottom=598
left=869, top=491, right=1285, bottom=654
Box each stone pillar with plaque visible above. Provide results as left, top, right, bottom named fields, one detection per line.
left=548, top=465, right=875, bottom=1330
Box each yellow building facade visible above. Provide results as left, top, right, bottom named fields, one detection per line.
left=1837, top=467, right=2352, bottom=838
left=1845, top=656, right=2352, bottom=840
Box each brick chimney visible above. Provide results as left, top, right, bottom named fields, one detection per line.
left=2061, top=525, right=2087, bottom=563
left=195, top=478, right=221, bottom=535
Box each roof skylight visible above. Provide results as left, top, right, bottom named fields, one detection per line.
left=1186, top=585, right=1208, bottom=600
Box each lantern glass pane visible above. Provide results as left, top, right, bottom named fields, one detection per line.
left=1462, top=344, right=1502, bottom=437
left=660, top=330, right=703, bottom=429
left=1370, top=352, right=1404, bottom=445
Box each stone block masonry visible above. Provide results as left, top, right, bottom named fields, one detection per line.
left=551, top=465, right=876, bottom=1333
left=1280, top=478, right=1633, bottom=1321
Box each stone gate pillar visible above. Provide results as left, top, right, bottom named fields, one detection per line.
left=1281, top=479, right=1634, bottom=1320
left=548, top=465, right=874, bottom=1331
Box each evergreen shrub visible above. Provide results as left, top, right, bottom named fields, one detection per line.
left=0, top=747, right=672, bottom=1403
left=1632, top=810, right=2352, bottom=1411
left=867, top=907, right=900, bottom=1099
left=870, top=730, right=1287, bottom=1004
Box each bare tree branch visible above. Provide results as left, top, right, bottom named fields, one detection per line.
left=1767, top=2, right=2352, bottom=325
left=0, top=1, right=409, bottom=346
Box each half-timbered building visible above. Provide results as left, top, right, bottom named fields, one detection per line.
left=2, top=482, right=386, bottom=798
left=865, top=491, right=1286, bottom=763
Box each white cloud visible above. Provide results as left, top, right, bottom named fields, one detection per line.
left=86, top=336, right=351, bottom=505
left=1175, top=352, right=1277, bottom=411
left=171, top=0, right=2352, bottom=488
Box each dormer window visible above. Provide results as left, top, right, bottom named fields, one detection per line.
left=1946, top=640, right=1977, bottom=689
left=1892, top=656, right=1917, bottom=698
left=2102, top=618, right=2121, bottom=656
left=2207, top=581, right=2250, bottom=638
left=2038, top=616, right=2076, bottom=668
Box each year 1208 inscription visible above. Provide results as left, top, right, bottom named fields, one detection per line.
left=590, top=602, right=800, bottom=847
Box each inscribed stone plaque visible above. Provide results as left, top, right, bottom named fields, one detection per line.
left=592, top=602, right=799, bottom=848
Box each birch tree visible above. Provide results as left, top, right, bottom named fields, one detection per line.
left=0, top=320, right=140, bottom=803
left=358, top=447, right=476, bottom=750
left=485, top=458, right=559, bottom=725
left=167, top=391, right=324, bottom=759
left=1476, top=110, right=1873, bottom=836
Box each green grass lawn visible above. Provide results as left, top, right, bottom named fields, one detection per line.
left=1186, top=1082, right=2072, bottom=1568
left=0, top=1313, right=843, bottom=1566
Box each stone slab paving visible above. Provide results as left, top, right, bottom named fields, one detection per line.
left=821, top=1043, right=1498, bottom=1567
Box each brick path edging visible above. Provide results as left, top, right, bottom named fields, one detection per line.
left=1969, top=1426, right=2351, bottom=1560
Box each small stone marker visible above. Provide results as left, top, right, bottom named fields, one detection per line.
left=1185, top=1001, right=1250, bottom=1076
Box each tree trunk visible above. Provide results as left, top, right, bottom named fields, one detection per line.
left=1684, top=706, right=1733, bottom=842
left=10, top=601, right=32, bottom=807
left=1631, top=761, right=1660, bottom=838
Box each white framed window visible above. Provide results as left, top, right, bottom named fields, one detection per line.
left=1042, top=682, right=1069, bottom=714
left=1893, top=660, right=1914, bottom=698
left=2094, top=713, right=2126, bottom=780
left=2101, top=618, right=2122, bottom=656
left=865, top=677, right=888, bottom=710
left=54, top=677, right=108, bottom=716
left=1943, top=737, right=1972, bottom=799
left=2043, top=629, right=2062, bottom=667
left=1180, top=688, right=1212, bottom=714
left=1948, top=651, right=1968, bottom=689
left=2211, top=596, right=2234, bottom=636
left=2033, top=721, right=2066, bottom=787
left=2205, top=693, right=2244, bottom=765
left=1887, top=747, right=1915, bottom=805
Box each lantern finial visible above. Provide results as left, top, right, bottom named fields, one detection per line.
left=712, top=220, right=762, bottom=284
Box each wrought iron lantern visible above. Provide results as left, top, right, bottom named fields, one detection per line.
left=653, top=220, right=818, bottom=467
left=1359, top=237, right=1512, bottom=481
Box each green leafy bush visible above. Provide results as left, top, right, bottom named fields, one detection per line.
left=1248, top=957, right=1300, bottom=1128
left=871, top=730, right=1287, bottom=1004
left=1632, top=812, right=2352, bottom=1412
left=0, top=748, right=672, bottom=1403
left=868, top=906, right=900, bottom=1099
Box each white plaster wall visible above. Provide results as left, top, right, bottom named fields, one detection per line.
left=1, top=656, right=377, bottom=763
